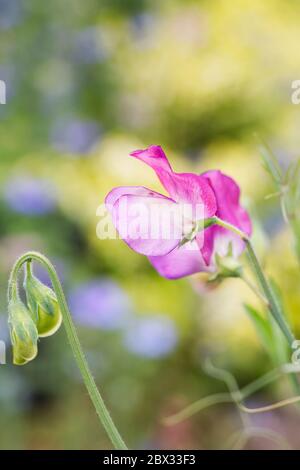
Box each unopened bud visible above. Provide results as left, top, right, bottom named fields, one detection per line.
left=24, top=263, right=62, bottom=338
left=8, top=298, right=38, bottom=365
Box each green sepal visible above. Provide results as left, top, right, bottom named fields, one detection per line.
left=8, top=298, right=38, bottom=365
left=208, top=244, right=243, bottom=284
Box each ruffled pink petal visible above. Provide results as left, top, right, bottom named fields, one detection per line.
left=149, top=241, right=211, bottom=280
left=106, top=187, right=183, bottom=256
left=130, top=145, right=172, bottom=172
left=200, top=170, right=252, bottom=265
left=130, top=145, right=217, bottom=217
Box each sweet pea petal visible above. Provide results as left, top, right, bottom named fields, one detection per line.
left=200, top=170, right=252, bottom=265
left=149, top=241, right=211, bottom=280
left=108, top=191, right=184, bottom=256
left=130, top=145, right=217, bottom=217
left=130, top=145, right=172, bottom=173
left=197, top=228, right=215, bottom=266
left=105, top=185, right=162, bottom=207
left=204, top=171, right=251, bottom=234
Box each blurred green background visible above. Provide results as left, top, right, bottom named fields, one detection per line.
left=1, top=0, right=300, bottom=450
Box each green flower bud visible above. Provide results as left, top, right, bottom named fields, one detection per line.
left=8, top=298, right=38, bottom=365
left=24, top=264, right=62, bottom=338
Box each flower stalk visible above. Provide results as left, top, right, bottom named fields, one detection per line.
left=203, top=216, right=295, bottom=347
left=8, top=251, right=127, bottom=450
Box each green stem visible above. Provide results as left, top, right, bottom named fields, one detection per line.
left=244, top=238, right=300, bottom=396
left=290, top=218, right=300, bottom=267
left=205, top=216, right=295, bottom=347
left=207, top=216, right=300, bottom=395
left=8, top=251, right=127, bottom=450
left=245, top=240, right=295, bottom=345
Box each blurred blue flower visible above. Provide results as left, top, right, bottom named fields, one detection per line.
left=0, top=0, right=23, bottom=30
left=3, top=176, right=57, bottom=215
left=68, top=279, right=131, bottom=330
left=123, top=314, right=178, bottom=359
left=51, top=118, right=101, bottom=155
left=130, top=13, right=156, bottom=49
left=264, top=213, right=283, bottom=237
left=130, top=13, right=156, bottom=37
left=72, top=27, right=109, bottom=64
left=0, top=369, right=30, bottom=413
left=0, top=314, right=10, bottom=342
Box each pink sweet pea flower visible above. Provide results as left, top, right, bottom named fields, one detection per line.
left=105, top=145, right=251, bottom=279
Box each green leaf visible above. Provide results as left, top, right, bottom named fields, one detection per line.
left=244, top=304, right=274, bottom=357
left=257, top=139, right=282, bottom=186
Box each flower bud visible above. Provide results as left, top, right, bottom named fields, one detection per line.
left=24, top=264, right=62, bottom=338
left=8, top=298, right=38, bottom=365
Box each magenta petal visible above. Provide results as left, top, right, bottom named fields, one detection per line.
left=107, top=189, right=182, bottom=257
left=130, top=145, right=217, bottom=217
left=201, top=170, right=252, bottom=263
left=166, top=172, right=217, bottom=217
left=197, top=227, right=215, bottom=266
left=149, top=241, right=210, bottom=279
left=130, top=145, right=172, bottom=172
left=203, top=170, right=252, bottom=235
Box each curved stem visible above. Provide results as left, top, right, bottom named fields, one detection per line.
left=164, top=393, right=234, bottom=426
left=238, top=396, right=300, bottom=414
left=8, top=251, right=127, bottom=450
left=165, top=363, right=300, bottom=425
left=206, top=216, right=295, bottom=347
left=203, top=358, right=250, bottom=428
